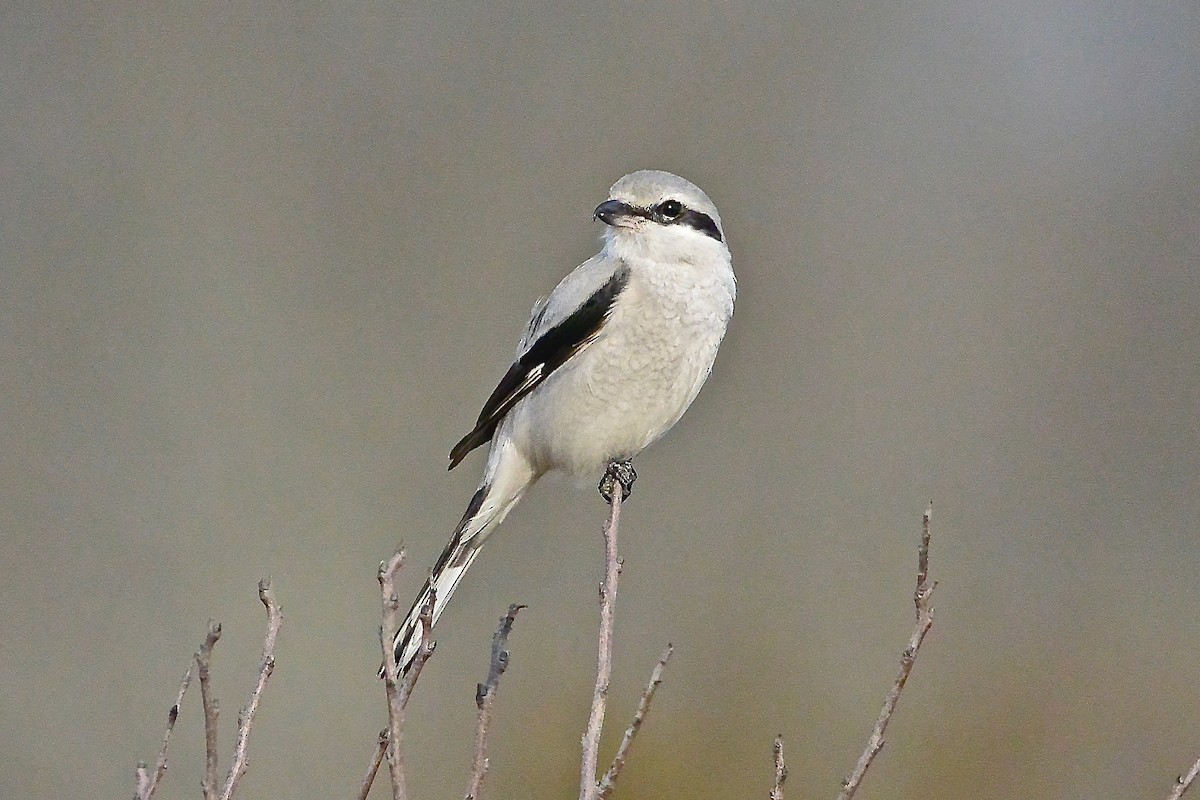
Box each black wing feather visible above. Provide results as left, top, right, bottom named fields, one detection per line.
left=448, top=266, right=630, bottom=469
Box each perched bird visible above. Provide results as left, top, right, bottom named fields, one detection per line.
left=385, top=170, right=736, bottom=676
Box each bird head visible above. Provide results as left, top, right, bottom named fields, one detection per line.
left=594, top=170, right=727, bottom=263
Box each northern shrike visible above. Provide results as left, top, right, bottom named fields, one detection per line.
left=386, top=170, right=735, bottom=675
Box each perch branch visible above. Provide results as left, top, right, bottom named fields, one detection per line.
left=197, top=621, right=223, bottom=800
left=132, top=664, right=193, bottom=800
left=1168, top=752, right=1200, bottom=800
left=219, top=579, right=283, bottom=800
left=465, top=603, right=525, bottom=800
left=597, top=644, right=673, bottom=799
left=836, top=502, right=937, bottom=800
left=579, top=465, right=626, bottom=800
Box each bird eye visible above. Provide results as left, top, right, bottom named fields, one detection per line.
left=656, top=199, right=684, bottom=220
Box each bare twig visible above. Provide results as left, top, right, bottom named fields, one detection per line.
left=465, top=603, right=525, bottom=800
left=219, top=579, right=283, bottom=800
left=357, top=729, right=390, bottom=800
left=597, top=644, right=673, bottom=799
left=580, top=466, right=626, bottom=800
left=378, top=549, right=409, bottom=800
left=770, top=735, right=787, bottom=800
left=1168, top=753, right=1200, bottom=800
left=136, top=583, right=282, bottom=800
left=132, top=665, right=193, bottom=800
left=378, top=549, right=437, bottom=800
left=196, top=621, right=223, bottom=800
left=836, top=502, right=937, bottom=800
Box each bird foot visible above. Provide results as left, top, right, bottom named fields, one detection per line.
left=599, top=460, right=637, bottom=504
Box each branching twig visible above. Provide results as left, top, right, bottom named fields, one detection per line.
left=378, top=549, right=437, bottom=800
left=836, top=502, right=937, bottom=800
left=197, top=621, right=223, bottom=800
left=219, top=579, right=283, bottom=800
left=357, top=729, right=390, bottom=800
left=132, top=665, right=193, bottom=800
left=465, top=603, right=525, bottom=800
left=139, top=582, right=280, bottom=800
left=770, top=734, right=787, bottom=800
left=1168, top=753, right=1200, bottom=800
left=378, top=549, right=409, bottom=800
left=597, top=644, right=673, bottom=799
left=579, top=465, right=627, bottom=800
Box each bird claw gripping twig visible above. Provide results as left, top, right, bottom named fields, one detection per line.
left=598, top=460, right=637, bottom=504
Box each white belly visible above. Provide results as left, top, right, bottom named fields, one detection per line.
left=508, top=260, right=734, bottom=477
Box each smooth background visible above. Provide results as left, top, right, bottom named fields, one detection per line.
left=3, top=3, right=1198, bottom=798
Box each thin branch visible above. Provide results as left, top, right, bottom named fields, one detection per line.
left=770, top=735, right=787, bottom=800
left=378, top=549, right=409, bottom=800
left=580, top=462, right=629, bottom=800
left=132, top=664, right=193, bottom=800
left=357, top=729, right=390, bottom=800
left=597, top=644, right=673, bottom=799
left=1168, top=753, right=1200, bottom=800
left=379, top=549, right=437, bottom=800
left=196, top=621, right=223, bottom=800
left=219, top=579, right=283, bottom=800
left=465, top=603, right=525, bottom=800
left=836, top=502, right=937, bottom=800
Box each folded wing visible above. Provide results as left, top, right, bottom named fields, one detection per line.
left=448, top=263, right=630, bottom=469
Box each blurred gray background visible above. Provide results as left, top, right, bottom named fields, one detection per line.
left=2, top=2, right=1198, bottom=798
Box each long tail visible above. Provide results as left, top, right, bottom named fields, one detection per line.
left=382, top=444, right=535, bottom=677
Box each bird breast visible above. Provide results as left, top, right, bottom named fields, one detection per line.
left=511, top=257, right=734, bottom=477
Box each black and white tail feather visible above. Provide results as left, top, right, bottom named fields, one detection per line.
left=382, top=170, right=735, bottom=678
left=383, top=458, right=531, bottom=676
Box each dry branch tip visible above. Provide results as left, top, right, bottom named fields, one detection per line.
left=770, top=734, right=787, bottom=800
left=597, top=644, right=674, bottom=800
left=835, top=506, right=938, bottom=800
left=465, top=603, right=525, bottom=800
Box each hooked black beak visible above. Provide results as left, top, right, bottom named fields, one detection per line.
left=593, top=199, right=640, bottom=226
